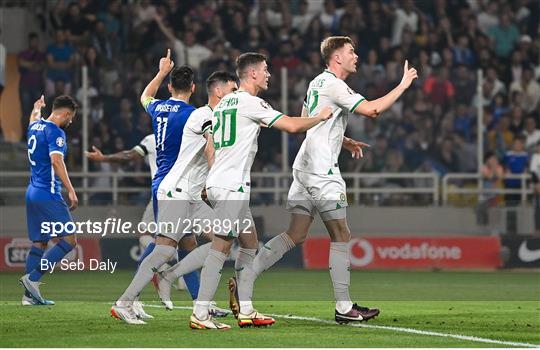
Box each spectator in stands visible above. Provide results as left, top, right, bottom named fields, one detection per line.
left=389, top=0, right=418, bottom=48
left=63, top=2, right=91, bottom=44
left=423, top=67, right=455, bottom=108
left=477, top=151, right=504, bottom=226
left=503, top=136, right=529, bottom=205
left=45, top=29, right=75, bottom=97
left=18, top=33, right=46, bottom=135
left=477, top=1, right=499, bottom=35
left=523, top=117, right=540, bottom=153
left=451, top=34, right=476, bottom=67
left=436, top=137, right=460, bottom=174
left=0, top=30, right=4, bottom=104
left=509, top=66, right=540, bottom=114
left=488, top=13, right=520, bottom=59
left=154, top=15, right=211, bottom=70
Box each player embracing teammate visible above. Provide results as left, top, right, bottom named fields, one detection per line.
left=229, top=36, right=418, bottom=325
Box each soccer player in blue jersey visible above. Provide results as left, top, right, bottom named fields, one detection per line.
left=20, top=94, right=78, bottom=305
left=111, top=49, right=198, bottom=324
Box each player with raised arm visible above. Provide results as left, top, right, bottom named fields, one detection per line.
left=20, top=95, right=79, bottom=305
left=188, top=52, right=333, bottom=330
left=110, top=49, right=197, bottom=324
left=152, top=71, right=265, bottom=318
left=233, top=36, right=418, bottom=324
left=86, top=134, right=218, bottom=319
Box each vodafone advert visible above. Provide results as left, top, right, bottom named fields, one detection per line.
left=303, top=236, right=502, bottom=269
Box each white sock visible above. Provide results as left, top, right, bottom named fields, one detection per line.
left=252, top=233, right=295, bottom=276
left=329, top=242, right=353, bottom=314
left=193, top=249, right=227, bottom=319
left=118, top=245, right=176, bottom=302
left=139, top=235, right=153, bottom=251
left=163, top=243, right=211, bottom=281
left=235, top=247, right=256, bottom=314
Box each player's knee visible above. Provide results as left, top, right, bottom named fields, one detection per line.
left=61, top=234, right=77, bottom=247
left=178, top=235, right=197, bottom=251
left=33, top=241, right=48, bottom=250
left=286, top=230, right=307, bottom=245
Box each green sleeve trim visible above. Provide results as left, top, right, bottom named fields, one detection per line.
left=349, top=98, right=365, bottom=112
left=267, top=113, right=284, bottom=128
left=202, top=125, right=212, bottom=134
left=142, top=97, right=156, bottom=111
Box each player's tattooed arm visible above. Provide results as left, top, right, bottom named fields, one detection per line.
left=272, top=106, right=333, bottom=133
left=85, top=146, right=142, bottom=163
left=51, top=153, right=78, bottom=210
left=140, top=49, right=174, bottom=107
left=29, top=95, right=46, bottom=124
left=354, top=60, right=418, bottom=118
left=342, top=137, right=370, bottom=159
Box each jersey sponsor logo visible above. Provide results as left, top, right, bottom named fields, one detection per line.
left=339, top=193, right=346, bottom=202
left=56, top=137, right=65, bottom=147
left=518, top=241, right=540, bottom=262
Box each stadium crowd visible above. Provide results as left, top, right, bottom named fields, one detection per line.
left=10, top=0, right=540, bottom=203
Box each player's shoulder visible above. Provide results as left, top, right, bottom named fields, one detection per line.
left=309, top=69, right=340, bottom=88
left=43, top=120, right=64, bottom=135
left=191, top=104, right=213, bottom=118
left=141, top=133, right=155, bottom=145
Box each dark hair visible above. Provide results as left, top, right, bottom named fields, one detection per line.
left=320, top=36, right=354, bottom=65
left=483, top=151, right=496, bottom=163
left=29, top=32, right=38, bottom=40
left=236, top=52, right=267, bottom=79
left=206, top=71, right=237, bottom=93
left=170, top=65, right=194, bottom=92
left=52, top=95, right=78, bottom=112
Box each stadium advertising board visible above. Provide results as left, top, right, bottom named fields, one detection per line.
left=303, top=236, right=502, bottom=269
left=501, top=237, right=540, bottom=268
left=0, top=237, right=101, bottom=271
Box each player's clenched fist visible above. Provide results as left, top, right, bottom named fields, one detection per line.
left=399, top=60, right=418, bottom=90
left=159, top=49, right=174, bottom=75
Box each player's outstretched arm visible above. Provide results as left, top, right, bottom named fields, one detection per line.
left=140, top=49, right=174, bottom=107
left=51, top=153, right=78, bottom=210
left=85, top=145, right=142, bottom=163
left=29, top=95, right=46, bottom=124
left=354, top=60, right=418, bottom=118
left=272, top=106, right=333, bottom=133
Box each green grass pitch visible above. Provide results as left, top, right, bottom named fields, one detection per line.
left=1, top=269, right=539, bottom=347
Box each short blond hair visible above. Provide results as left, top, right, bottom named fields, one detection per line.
left=320, top=36, right=353, bottom=65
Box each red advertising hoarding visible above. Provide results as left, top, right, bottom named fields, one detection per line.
left=303, top=236, right=502, bottom=269
left=0, top=237, right=101, bottom=271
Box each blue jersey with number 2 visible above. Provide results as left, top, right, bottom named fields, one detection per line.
left=27, top=119, right=67, bottom=194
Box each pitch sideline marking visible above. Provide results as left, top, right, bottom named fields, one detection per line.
left=141, top=303, right=540, bottom=348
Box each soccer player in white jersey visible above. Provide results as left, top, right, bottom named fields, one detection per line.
left=188, top=52, right=333, bottom=330
left=153, top=71, right=263, bottom=315
left=235, top=36, right=418, bottom=324
left=86, top=134, right=216, bottom=318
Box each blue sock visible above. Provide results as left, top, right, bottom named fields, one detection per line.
left=137, top=242, right=155, bottom=269
left=177, top=248, right=200, bottom=300
left=26, top=246, right=44, bottom=274
left=29, top=239, right=74, bottom=282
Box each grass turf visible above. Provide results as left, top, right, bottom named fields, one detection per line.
left=0, top=269, right=539, bottom=347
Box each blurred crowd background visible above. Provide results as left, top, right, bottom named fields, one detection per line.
left=2, top=0, right=540, bottom=205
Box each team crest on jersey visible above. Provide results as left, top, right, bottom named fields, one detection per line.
left=339, top=193, right=346, bottom=202
left=56, top=137, right=65, bottom=147
left=260, top=101, right=271, bottom=109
